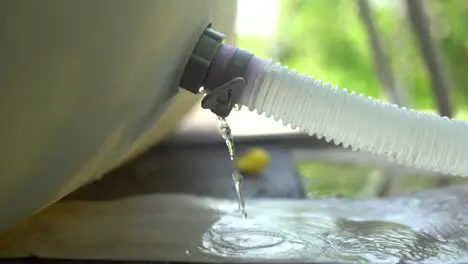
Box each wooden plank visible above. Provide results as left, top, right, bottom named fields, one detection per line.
left=3, top=185, right=468, bottom=262
left=0, top=194, right=219, bottom=261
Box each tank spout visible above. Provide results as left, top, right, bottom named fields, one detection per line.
left=179, top=26, right=255, bottom=118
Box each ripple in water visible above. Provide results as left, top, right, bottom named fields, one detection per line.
left=199, top=227, right=313, bottom=259
left=197, top=210, right=463, bottom=263
left=212, top=228, right=285, bottom=250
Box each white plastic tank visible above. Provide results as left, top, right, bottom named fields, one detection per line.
left=0, top=0, right=236, bottom=232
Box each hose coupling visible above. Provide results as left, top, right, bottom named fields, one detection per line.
left=179, top=24, right=253, bottom=117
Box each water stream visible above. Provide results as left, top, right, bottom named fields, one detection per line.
left=218, top=116, right=247, bottom=218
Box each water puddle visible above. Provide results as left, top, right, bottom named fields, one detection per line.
left=195, top=185, right=468, bottom=263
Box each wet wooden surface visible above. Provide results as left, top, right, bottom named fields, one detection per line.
left=5, top=185, right=468, bottom=263
left=0, top=194, right=218, bottom=260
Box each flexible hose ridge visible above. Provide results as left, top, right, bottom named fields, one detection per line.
left=243, top=60, right=468, bottom=177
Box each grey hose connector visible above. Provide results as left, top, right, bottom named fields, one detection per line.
left=179, top=26, right=254, bottom=117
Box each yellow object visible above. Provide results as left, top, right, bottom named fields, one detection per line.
left=235, top=147, right=271, bottom=175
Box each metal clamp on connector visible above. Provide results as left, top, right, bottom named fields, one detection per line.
left=201, top=48, right=253, bottom=117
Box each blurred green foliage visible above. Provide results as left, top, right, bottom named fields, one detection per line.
left=238, top=0, right=468, bottom=115
left=296, top=162, right=375, bottom=198
left=296, top=160, right=455, bottom=199
left=237, top=0, right=468, bottom=198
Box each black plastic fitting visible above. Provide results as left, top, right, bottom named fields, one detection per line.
left=179, top=24, right=253, bottom=118
left=179, top=24, right=225, bottom=94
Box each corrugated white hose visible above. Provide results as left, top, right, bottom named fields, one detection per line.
left=240, top=60, right=468, bottom=177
